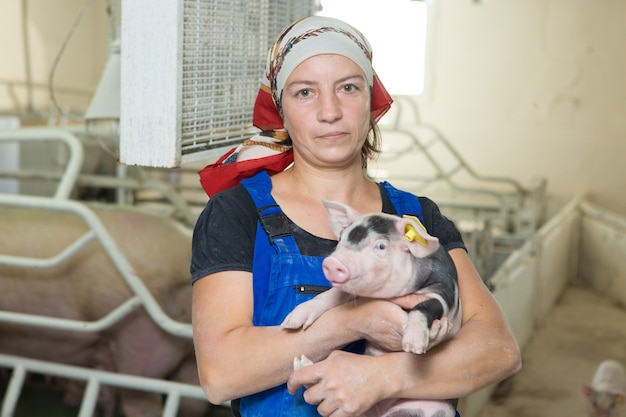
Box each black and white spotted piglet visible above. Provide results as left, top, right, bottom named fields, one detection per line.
left=283, top=200, right=462, bottom=417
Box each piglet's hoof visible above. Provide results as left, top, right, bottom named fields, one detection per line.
left=293, top=354, right=314, bottom=371
left=402, top=323, right=430, bottom=354
left=281, top=304, right=321, bottom=330
left=402, top=334, right=429, bottom=354
left=281, top=312, right=305, bottom=329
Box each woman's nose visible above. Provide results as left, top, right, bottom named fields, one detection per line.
left=317, top=92, right=342, bottom=123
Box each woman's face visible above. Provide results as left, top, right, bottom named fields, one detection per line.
left=281, top=54, right=371, bottom=168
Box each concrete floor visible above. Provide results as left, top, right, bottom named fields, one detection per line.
left=475, top=286, right=626, bottom=417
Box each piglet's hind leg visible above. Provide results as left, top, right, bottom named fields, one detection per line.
left=403, top=299, right=444, bottom=354
left=293, top=354, right=314, bottom=371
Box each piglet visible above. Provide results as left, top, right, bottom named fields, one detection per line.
left=582, top=359, right=626, bottom=417
left=283, top=200, right=462, bottom=417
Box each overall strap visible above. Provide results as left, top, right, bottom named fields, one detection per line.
left=380, top=180, right=424, bottom=222
left=241, top=170, right=300, bottom=253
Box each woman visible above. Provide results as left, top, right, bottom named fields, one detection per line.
left=191, top=15, right=521, bottom=417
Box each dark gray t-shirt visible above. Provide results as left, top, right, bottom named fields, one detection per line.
left=190, top=183, right=465, bottom=284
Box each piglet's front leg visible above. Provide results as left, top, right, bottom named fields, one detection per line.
left=281, top=287, right=352, bottom=330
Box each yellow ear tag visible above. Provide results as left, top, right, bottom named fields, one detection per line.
left=616, top=395, right=624, bottom=404
left=402, top=215, right=427, bottom=246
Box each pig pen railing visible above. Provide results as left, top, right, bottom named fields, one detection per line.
left=456, top=195, right=626, bottom=417
left=0, top=127, right=84, bottom=200
left=0, top=193, right=192, bottom=339
left=0, top=128, right=219, bottom=415
left=372, top=96, right=547, bottom=235
left=0, top=353, right=207, bottom=417
left=0, top=127, right=199, bottom=227
left=0, top=194, right=214, bottom=416
left=369, top=96, right=547, bottom=279
left=457, top=196, right=582, bottom=417
left=0, top=128, right=194, bottom=336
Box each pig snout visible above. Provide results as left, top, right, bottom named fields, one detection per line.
left=322, top=256, right=350, bottom=285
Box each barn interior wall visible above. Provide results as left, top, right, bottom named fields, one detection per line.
left=1, top=1, right=625, bottom=214
left=415, top=0, right=626, bottom=215
left=458, top=196, right=626, bottom=417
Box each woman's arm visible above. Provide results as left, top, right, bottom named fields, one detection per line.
left=192, top=270, right=411, bottom=405
left=287, top=248, right=522, bottom=416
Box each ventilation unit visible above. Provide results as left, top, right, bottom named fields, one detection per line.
left=119, top=0, right=314, bottom=168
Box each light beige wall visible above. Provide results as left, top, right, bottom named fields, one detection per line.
left=0, top=0, right=110, bottom=116
left=2, top=1, right=624, bottom=213
left=416, top=0, right=626, bottom=214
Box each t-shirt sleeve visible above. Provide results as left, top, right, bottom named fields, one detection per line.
left=190, top=187, right=257, bottom=284
left=419, top=196, right=466, bottom=253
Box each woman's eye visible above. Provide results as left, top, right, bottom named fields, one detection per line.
left=343, top=84, right=356, bottom=93
left=297, top=89, right=310, bottom=97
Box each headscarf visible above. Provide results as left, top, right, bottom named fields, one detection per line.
left=199, top=15, right=393, bottom=197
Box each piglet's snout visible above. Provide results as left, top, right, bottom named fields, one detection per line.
left=322, top=256, right=351, bottom=285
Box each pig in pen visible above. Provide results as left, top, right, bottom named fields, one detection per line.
left=582, top=359, right=626, bottom=417
left=0, top=201, right=210, bottom=417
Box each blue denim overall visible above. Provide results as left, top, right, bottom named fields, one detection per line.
left=239, top=170, right=459, bottom=417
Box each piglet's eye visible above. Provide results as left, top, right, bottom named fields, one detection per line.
left=374, top=241, right=386, bottom=250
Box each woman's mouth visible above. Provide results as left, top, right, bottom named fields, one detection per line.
left=319, top=131, right=347, bottom=140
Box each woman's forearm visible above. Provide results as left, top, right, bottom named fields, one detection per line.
left=378, top=316, right=521, bottom=401
left=382, top=248, right=522, bottom=400
left=192, top=275, right=387, bottom=404
left=194, top=321, right=345, bottom=404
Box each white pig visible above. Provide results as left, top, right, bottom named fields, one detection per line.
left=0, top=204, right=209, bottom=417
left=284, top=200, right=462, bottom=417
left=582, top=359, right=626, bottom=417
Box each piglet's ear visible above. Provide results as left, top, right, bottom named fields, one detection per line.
left=322, top=200, right=361, bottom=239
left=581, top=385, right=593, bottom=398
left=397, top=216, right=440, bottom=258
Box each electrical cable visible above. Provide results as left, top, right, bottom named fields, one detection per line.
left=48, top=0, right=96, bottom=121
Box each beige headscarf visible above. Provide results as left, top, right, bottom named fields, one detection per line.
left=199, top=16, right=393, bottom=197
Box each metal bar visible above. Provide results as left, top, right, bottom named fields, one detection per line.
left=489, top=195, right=583, bottom=290
left=78, top=376, right=100, bottom=417
left=378, top=125, right=507, bottom=204
left=0, top=230, right=95, bottom=269
left=0, top=297, right=142, bottom=332
left=0, top=127, right=84, bottom=200
left=162, top=391, right=182, bottom=417
left=0, top=364, right=26, bottom=417
left=0, top=171, right=197, bottom=226
left=0, top=79, right=92, bottom=96
left=0, top=353, right=208, bottom=400
left=0, top=194, right=192, bottom=338
left=579, top=200, right=626, bottom=233
left=391, top=96, right=528, bottom=195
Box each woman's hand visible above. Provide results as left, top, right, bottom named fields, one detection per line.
left=339, top=295, right=452, bottom=353
left=287, top=350, right=388, bottom=417
left=343, top=298, right=408, bottom=352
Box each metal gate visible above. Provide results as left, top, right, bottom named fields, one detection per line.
left=0, top=127, right=215, bottom=416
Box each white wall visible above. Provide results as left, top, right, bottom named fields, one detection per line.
left=459, top=197, right=626, bottom=417
left=0, top=0, right=110, bottom=116
left=576, top=201, right=626, bottom=307
left=1, top=0, right=625, bottom=215
left=416, top=0, right=626, bottom=215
